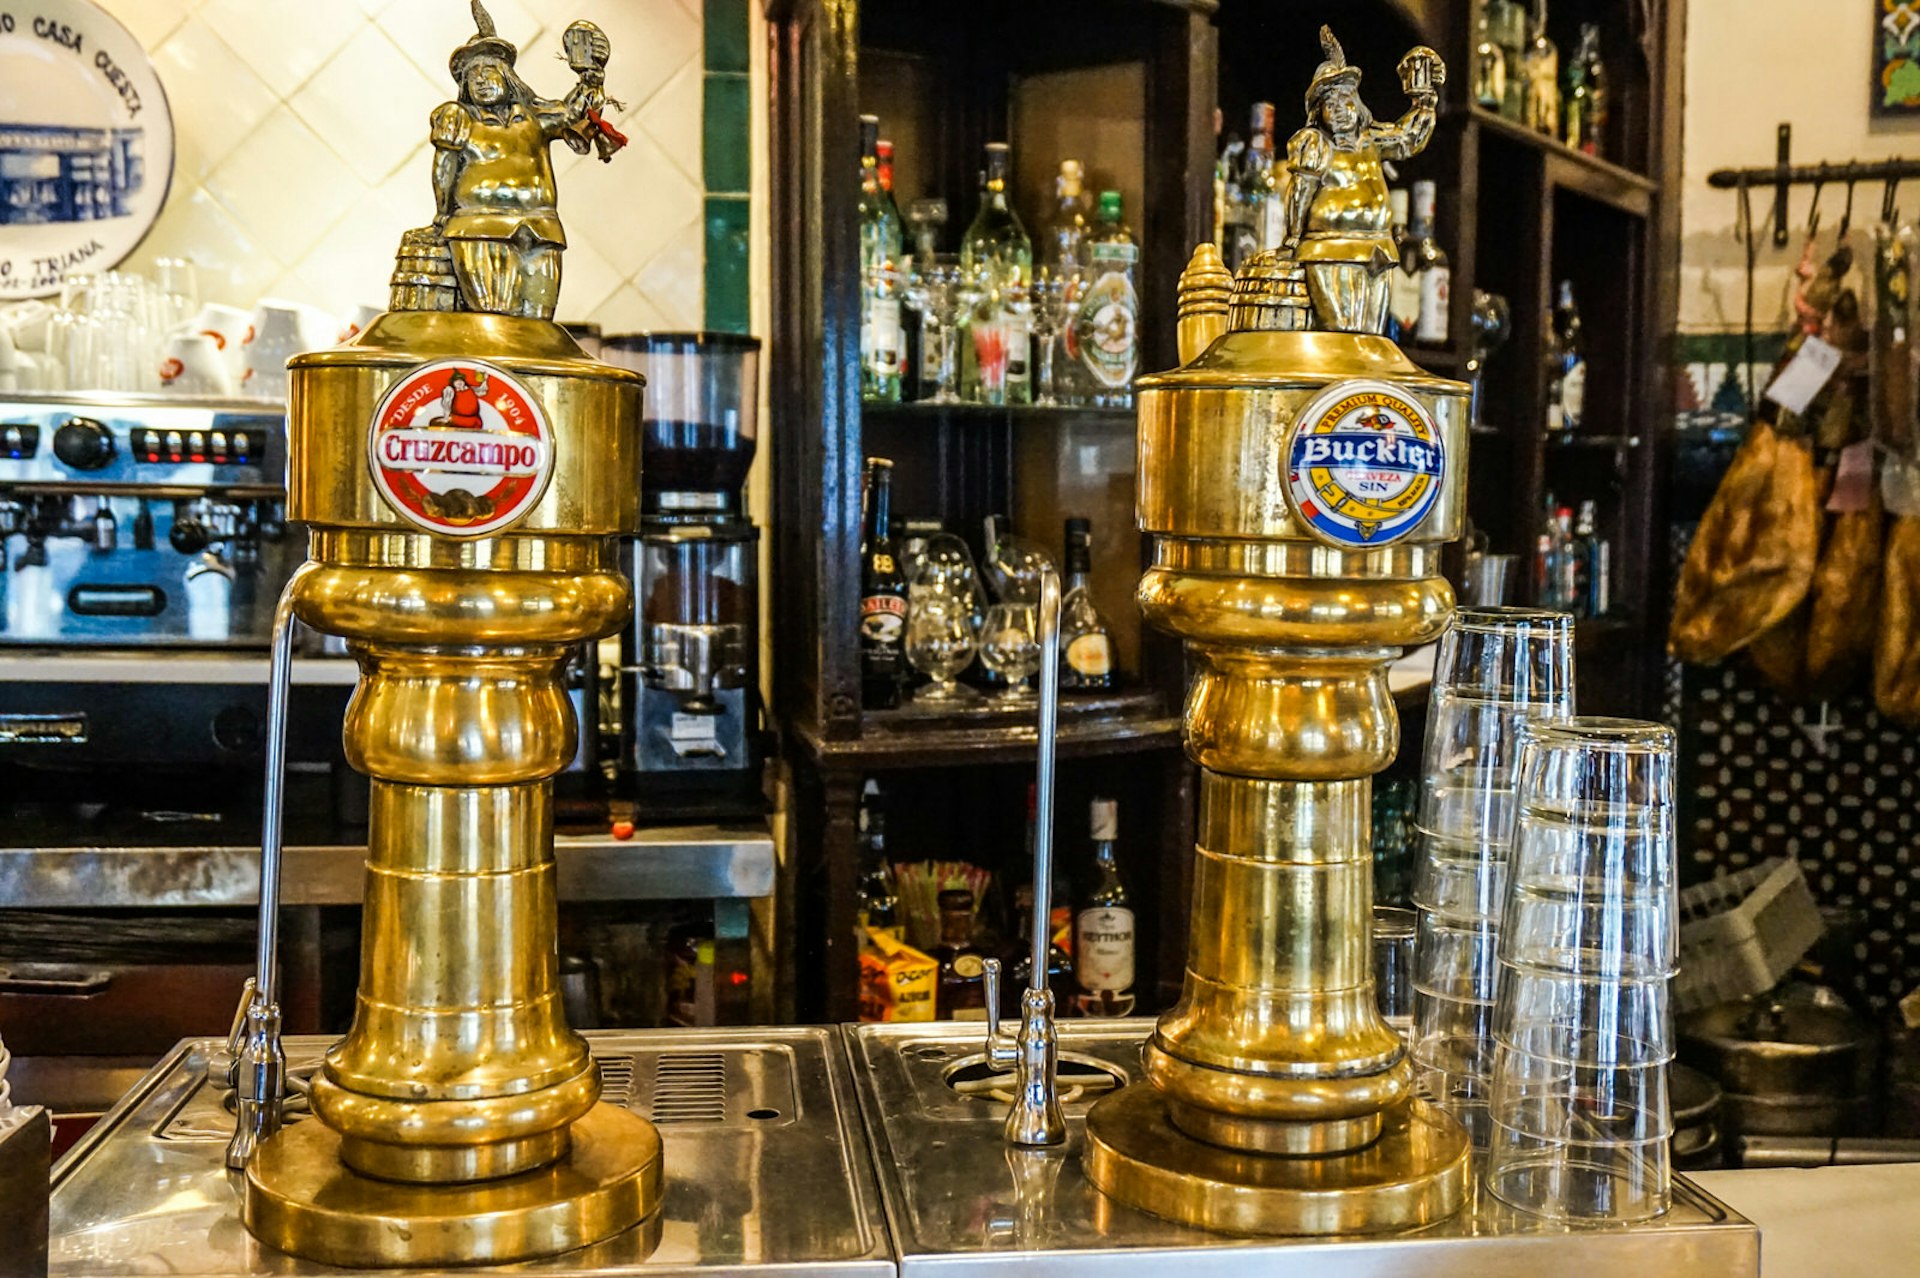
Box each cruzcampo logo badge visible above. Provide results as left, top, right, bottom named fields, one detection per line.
left=1285, top=379, right=1445, bottom=547
left=367, top=358, right=555, bottom=537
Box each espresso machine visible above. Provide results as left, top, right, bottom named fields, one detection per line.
left=0, top=394, right=292, bottom=646
left=0, top=394, right=335, bottom=805
left=602, top=332, right=764, bottom=817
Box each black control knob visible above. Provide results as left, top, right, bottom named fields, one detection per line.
left=52, top=417, right=116, bottom=471
left=169, top=515, right=211, bottom=555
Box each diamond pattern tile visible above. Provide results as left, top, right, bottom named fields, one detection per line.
left=102, top=0, right=709, bottom=330
left=568, top=130, right=704, bottom=279
left=150, top=18, right=281, bottom=178
left=380, top=0, right=546, bottom=88
left=110, top=0, right=193, bottom=54
left=203, top=111, right=360, bottom=265
left=640, top=63, right=703, bottom=184
left=197, top=0, right=364, bottom=92
left=292, top=25, right=445, bottom=185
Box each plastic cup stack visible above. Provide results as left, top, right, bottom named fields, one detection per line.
left=1483, top=718, right=1679, bottom=1223
left=1410, top=607, right=1574, bottom=1148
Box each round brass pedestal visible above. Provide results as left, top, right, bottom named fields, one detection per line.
left=1084, top=1081, right=1470, bottom=1236
left=243, top=1103, right=663, bottom=1267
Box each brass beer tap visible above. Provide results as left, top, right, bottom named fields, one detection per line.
left=235, top=4, right=659, bottom=1267
left=1082, top=30, right=1472, bottom=1237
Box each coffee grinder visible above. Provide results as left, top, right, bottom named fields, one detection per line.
left=601, top=333, right=763, bottom=817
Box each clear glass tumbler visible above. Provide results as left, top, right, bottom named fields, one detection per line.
left=1411, top=607, right=1574, bottom=1146
left=1484, top=716, right=1679, bottom=1223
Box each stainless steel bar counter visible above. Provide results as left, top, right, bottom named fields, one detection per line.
left=47, top=1029, right=892, bottom=1276
left=846, top=1019, right=1761, bottom=1277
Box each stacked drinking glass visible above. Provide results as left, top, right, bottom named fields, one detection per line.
left=1484, top=718, right=1679, bottom=1222
left=1410, top=608, right=1574, bottom=1148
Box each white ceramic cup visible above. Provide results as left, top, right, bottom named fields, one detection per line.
left=187, top=303, right=253, bottom=380
left=158, top=333, right=233, bottom=397
left=340, top=303, right=382, bottom=343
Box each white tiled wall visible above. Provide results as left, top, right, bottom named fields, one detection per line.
left=101, top=0, right=705, bottom=330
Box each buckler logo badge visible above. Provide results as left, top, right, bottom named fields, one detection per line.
left=366, top=357, right=555, bottom=536
left=1285, top=378, right=1446, bottom=547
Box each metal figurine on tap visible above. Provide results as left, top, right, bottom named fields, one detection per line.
left=231, top=3, right=655, bottom=1267
left=1083, top=30, right=1473, bottom=1236
left=1281, top=27, right=1444, bottom=334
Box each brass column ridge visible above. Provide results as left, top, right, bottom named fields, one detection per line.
left=1084, top=25, right=1471, bottom=1237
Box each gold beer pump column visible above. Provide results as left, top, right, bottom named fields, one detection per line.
left=1084, top=29, right=1473, bottom=1235
left=240, top=5, right=661, bottom=1266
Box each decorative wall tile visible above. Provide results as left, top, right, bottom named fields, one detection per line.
left=202, top=112, right=359, bottom=266
left=150, top=18, right=281, bottom=178
left=642, top=63, right=705, bottom=185
left=196, top=0, right=363, bottom=92
left=95, top=0, right=716, bottom=332
left=373, top=0, right=544, bottom=88
left=290, top=25, right=445, bottom=185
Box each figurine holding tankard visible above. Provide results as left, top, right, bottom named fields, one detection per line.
left=1281, top=27, right=1445, bottom=334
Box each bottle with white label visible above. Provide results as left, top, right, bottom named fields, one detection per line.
left=857, top=115, right=905, bottom=402
left=1408, top=180, right=1451, bottom=347
left=1074, top=798, right=1136, bottom=1017
left=1075, top=190, right=1139, bottom=406
left=1060, top=518, right=1115, bottom=691
left=1549, top=279, right=1586, bottom=432
left=1386, top=187, right=1421, bottom=343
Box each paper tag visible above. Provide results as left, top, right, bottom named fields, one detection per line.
left=1763, top=335, right=1842, bottom=415
left=1828, top=440, right=1877, bottom=512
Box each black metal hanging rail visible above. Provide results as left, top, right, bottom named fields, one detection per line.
left=1705, top=123, right=1920, bottom=246
left=1705, top=157, right=1920, bottom=189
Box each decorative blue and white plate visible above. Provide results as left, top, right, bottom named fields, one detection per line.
left=0, top=0, right=173, bottom=298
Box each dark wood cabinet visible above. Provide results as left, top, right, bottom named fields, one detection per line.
left=764, top=0, right=1681, bottom=1018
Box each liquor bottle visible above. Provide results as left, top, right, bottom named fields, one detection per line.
left=859, top=458, right=908, bottom=709
left=933, top=887, right=989, bottom=1020
left=1489, top=1, right=1529, bottom=120
left=876, top=139, right=914, bottom=396
left=960, top=142, right=1033, bottom=406
left=1047, top=160, right=1091, bottom=406
left=1075, top=191, right=1140, bottom=406
left=1224, top=102, right=1277, bottom=271
left=1045, top=159, right=1089, bottom=273
left=858, top=116, right=905, bottom=402
left=1060, top=518, right=1116, bottom=691
left=1006, top=881, right=1074, bottom=1003
left=855, top=779, right=903, bottom=944
left=1552, top=506, right=1579, bottom=610
left=1409, top=181, right=1451, bottom=347
left=1548, top=279, right=1586, bottom=433
left=1386, top=188, right=1421, bottom=344
left=906, top=197, right=949, bottom=402
left=1473, top=4, right=1508, bottom=111
left=1574, top=499, right=1611, bottom=617
left=1522, top=0, right=1561, bottom=137
left=1074, top=798, right=1136, bottom=1017
left=1563, top=23, right=1609, bottom=157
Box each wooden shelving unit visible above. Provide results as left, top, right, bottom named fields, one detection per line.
left=765, top=0, right=1683, bottom=1017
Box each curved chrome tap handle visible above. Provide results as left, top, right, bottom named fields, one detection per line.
left=226, top=567, right=308, bottom=1171
left=1001, top=564, right=1066, bottom=1148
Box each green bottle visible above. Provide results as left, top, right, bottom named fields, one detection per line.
left=959, top=142, right=1033, bottom=405
left=858, top=115, right=905, bottom=402
left=1075, top=190, right=1139, bottom=407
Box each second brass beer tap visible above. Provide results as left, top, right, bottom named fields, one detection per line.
left=1083, top=29, right=1474, bottom=1236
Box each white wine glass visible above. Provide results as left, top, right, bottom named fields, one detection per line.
left=906, top=594, right=978, bottom=703
left=978, top=602, right=1040, bottom=703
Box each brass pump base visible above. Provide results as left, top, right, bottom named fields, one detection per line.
left=243, top=1102, right=662, bottom=1267
left=1084, top=1082, right=1469, bottom=1236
